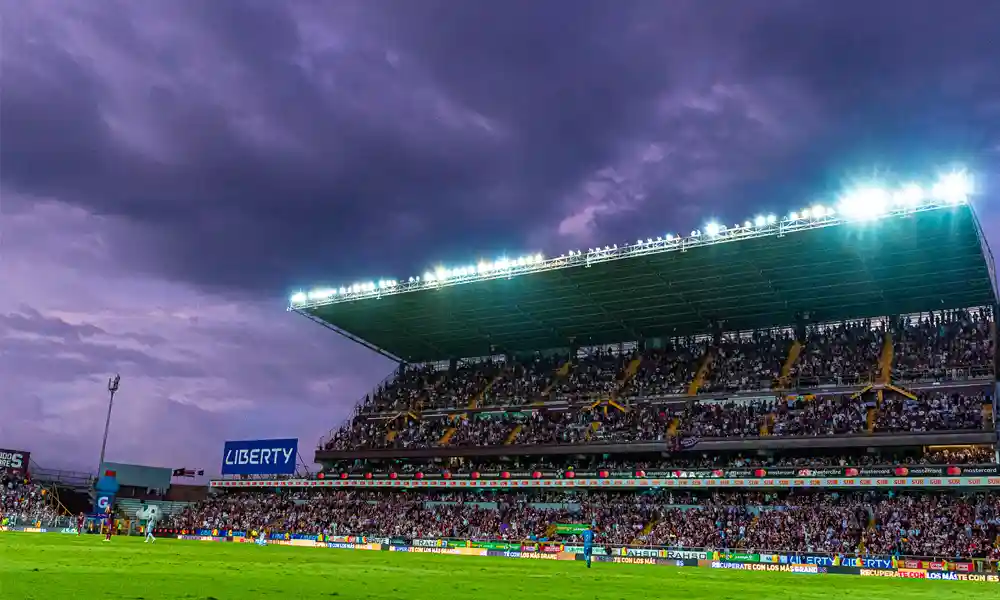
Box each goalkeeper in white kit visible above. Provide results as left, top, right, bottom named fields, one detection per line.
left=137, top=501, right=161, bottom=544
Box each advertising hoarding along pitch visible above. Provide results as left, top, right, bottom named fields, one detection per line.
left=221, top=439, right=298, bottom=476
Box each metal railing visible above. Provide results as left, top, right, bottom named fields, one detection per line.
left=317, top=366, right=402, bottom=449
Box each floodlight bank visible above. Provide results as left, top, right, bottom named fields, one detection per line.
left=289, top=172, right=973, bottom=310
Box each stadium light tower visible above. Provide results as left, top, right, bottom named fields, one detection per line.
left=98, top=374, right=121, bottom=472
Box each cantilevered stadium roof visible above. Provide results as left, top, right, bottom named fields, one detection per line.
left=291, top=179, right=996, bottom=363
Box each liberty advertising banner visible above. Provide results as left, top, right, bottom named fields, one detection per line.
left=221, top=439, right=298, bottom=476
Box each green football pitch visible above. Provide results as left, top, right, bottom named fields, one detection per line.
left=0, top=533, right=995, bottom=600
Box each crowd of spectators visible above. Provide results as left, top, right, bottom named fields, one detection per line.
left=171, top=488, right=1000, bottom=560
left=893, top=309, right=994, bottom=382
left=0, top=475, right=58, bottom=525
left=485, top=354, right=568, bottom=406
left=701, top=331, right=794, bottom=393
left=322, top=310, right=995, bottom=452
left=866, top=492, right=1000, bottom=558
left=624, top=342, right=707, bottom=398
left=326, top=390, right=990, bottom=452
left=792, top=320, right=883, bottom=386
left=876, top=391, right=986, bottom=433
left=327, top=445, right=996, bottom=481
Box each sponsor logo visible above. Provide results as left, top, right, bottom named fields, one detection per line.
left=327, top=542, right=356, bottom=550
left=606, top=556, right=657, bottom=565
left=860, top=569, right=926, bottom=579
left=516, top=552, right=558, bottom=560
left=624, top=548, right=661, bottom=558
left=806, top=556, right=891, bottom=569
left=665, top=550, right=709, bottom=560
left=221, top=439, right=298, bottom=476
left=712, top=562, right=817, bottom=573
left=927, top=572, right=1000, bottom=582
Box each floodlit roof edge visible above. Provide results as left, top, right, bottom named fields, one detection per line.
left=289, top=172, right=975, bottom=311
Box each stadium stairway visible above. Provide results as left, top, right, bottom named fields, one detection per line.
left=538, top=359, right=573, bottom=400
left=611, top=355, right=645, bottom=399
left=631, top=519, right=658, bottom=545
left=413, top=372, right=449, bottom=413
left=504, top=424, right=523, bottom=445
left=777, top=340, right=803, bottom=388
left=467, top=371, right=503, bottom=410
left=759, top=413, right=772, bottom=437
left=982, top=401, right=994, bottom=429
left=686, top=349, right=714, bottom=396
left=877, top=331, right=894, bottom=384
left=437, top=427, right=457, bottom=445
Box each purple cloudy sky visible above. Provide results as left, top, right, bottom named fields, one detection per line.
left=2, top=1, right=1000, bottom=475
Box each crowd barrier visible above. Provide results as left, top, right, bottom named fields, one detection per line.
left=4, top=525, right=996, bottom=584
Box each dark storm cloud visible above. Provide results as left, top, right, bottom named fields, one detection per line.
left=6, top=0, right=990, bottom=296
left=5, top=1, right=1000, bottom=295
left=0, top=201, right=392, bottom=471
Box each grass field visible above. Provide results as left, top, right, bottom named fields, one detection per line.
left=0, top=533, right=997, bottom=600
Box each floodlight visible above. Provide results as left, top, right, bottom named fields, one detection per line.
left=932, top=172, right=971, bottom=204
left=837, top=187, right=890, bottom=221
left=294, top=166, right=979, bottom=308
left=894, top=184, right=924, bottom=207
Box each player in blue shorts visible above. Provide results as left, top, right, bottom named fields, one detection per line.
left=582, top=525, right=594, bottom=568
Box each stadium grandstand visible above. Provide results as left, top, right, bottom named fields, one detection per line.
left=175, top=172, right=1000, bottom=569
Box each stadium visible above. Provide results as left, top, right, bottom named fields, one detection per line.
left=4, top=172, right=1000, bottom=598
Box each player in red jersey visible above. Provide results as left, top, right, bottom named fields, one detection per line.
left=77, top=512, right=85, bottom=536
